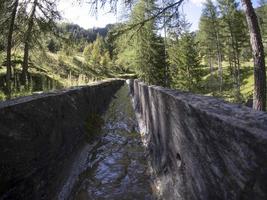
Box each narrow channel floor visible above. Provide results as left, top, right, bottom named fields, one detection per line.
left=59, top=85, right=154, bottom=200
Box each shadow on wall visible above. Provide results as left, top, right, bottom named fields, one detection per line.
left=0, top=79, right=124, bottom=200
left=130, top=79, right=267, bottom=200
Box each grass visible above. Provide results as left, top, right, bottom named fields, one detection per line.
left=0, top=50, right=135, bottom=100
left=1, top=50, right=132, bottom=85
left=0, top=49, right=264, bottom=106
left=199, top=60, right=256, bottom=103
left=200, top=59, right=267, bottom=106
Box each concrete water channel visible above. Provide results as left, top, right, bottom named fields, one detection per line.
left=58, top=85, right=155, bottom=200
left=1, top=79, right=267, bottom=200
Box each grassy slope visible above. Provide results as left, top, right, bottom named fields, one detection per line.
left=0, top=50, right=135, bottom=85
left=0, top=49, right=262, bottom=104
left=0, top=50, right=135, bottom=100
left=31, top=51, right=127, bottom=86
left=200, top=60, right=259, bottom=103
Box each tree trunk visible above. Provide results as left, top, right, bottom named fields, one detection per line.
left=6, top=0, right=19, bottom=98
left=209, top=52, right=214, bottom=78
left=215, top=31, right=223, bottom=92
left=241, top=0, right=266, bottom=111
left=22, top=0, right=38, bottom=85
left=217, top=51, right=223, bottom=91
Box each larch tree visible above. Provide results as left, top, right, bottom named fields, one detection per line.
left=6, top=0, right=19, bottom=96
left=21, top=0, right=60, bottom=85
left=218, top=0, right=248, bottom=101
left=199, top=0, right=223, bottom=91
left=22, top=0, right=38, bottom=84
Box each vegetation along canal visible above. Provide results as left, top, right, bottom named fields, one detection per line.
left=58, top=84, right=154, bottom=200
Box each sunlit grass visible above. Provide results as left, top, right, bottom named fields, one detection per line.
left=0, top=48, right=135, bottom=101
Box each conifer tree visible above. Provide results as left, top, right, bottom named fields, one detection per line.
left=128, top=0, right=166, bottom=85
left=218, top=0, right=249, bottom=101
left=198, top=0, right=223, bottom=91
left=83, top=35, right=111, bottom=69
left=21, top=0, right=60, bottom=84
left=6, top=0, right=19, bottom=96
left=168, top=32, right=202, bottom=91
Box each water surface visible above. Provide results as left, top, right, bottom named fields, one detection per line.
left=59, top=84, right=154, bottom=200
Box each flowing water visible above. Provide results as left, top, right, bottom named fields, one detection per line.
left=58, top=84, right=154, bottom=200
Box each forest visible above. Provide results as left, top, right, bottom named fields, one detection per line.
left=0, top=0, right=266, bottom=111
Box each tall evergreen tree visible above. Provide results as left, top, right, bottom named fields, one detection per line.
left=83, top=35, right=112, bottom=69
left=218, top=0, right=249, bottom=101
left=119, top=0, right=166, bottom=85
left=21, top=0, right=60, bottom=84
left=6, top=0, right=19, bottom=96
left=22, top=0, right=38, bottom=84
left=168, top=32, right=202, bottom=91
left=199, top=0, right=223, bottom=91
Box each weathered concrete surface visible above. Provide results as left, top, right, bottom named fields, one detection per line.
left=130, top=80, right=267, bottom=200
left=0, top=79, right=124, bottom=200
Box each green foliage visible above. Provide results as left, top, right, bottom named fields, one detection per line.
left=113, top=25, right=137, bottom=72
left=100, top=52, right=112, bottom=68
left=83, top=43, right=94, bottom=62
left=0, top=0, right=262, bottom=108
left=257, top=0, right=267, bottom=45
left=196, top=0, right=251, bottom=102
left=168, top=32, right=202, bottom=91
left=0, top=52, right=4, bottom=65
left=83, top=35, right=112, bottom=69
left=57, top=23, right=112, bottom=43
left=115, top=0, right=166, bottom=86
left=0, top=34, right=4, bottom=51
left=218, top=0, right=249, bottom=60
left=198, top=0, right=222, bottom=64
left=47, top=38, right=61, bottom=53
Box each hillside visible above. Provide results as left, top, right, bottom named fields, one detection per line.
left=0, top=23, right=135, bottom=100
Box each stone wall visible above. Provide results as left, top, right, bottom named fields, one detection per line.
left=130, top=80, right=267, bottom=200
left=0, top=79, right=124, bottom=200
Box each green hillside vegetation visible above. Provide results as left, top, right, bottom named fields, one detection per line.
left=0, top=0, right=266, bottom=110
left=0, top=23, right=135, bottom=100
left=199, top=61, right=255, bottom=102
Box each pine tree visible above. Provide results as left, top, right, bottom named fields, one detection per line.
left=168, top=32, right=202, bottom=91
left=22, top=0, right=38, bottom=84
left=6, top=0, right=19, bottom=96
left=198, top=0, right=223, bottom=91
left=21, top=0, right=60, bottom=84
left=127, top=0, right=166, bottom=85
left=218, top=0, right=249, bottom=101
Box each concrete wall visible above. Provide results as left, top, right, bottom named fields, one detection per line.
left=130, top=80, right=267, bottom=200
left=0, top=79, right=124, bottom=200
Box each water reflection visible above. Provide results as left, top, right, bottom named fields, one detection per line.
left=59, top=84, right=154, bottom=200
